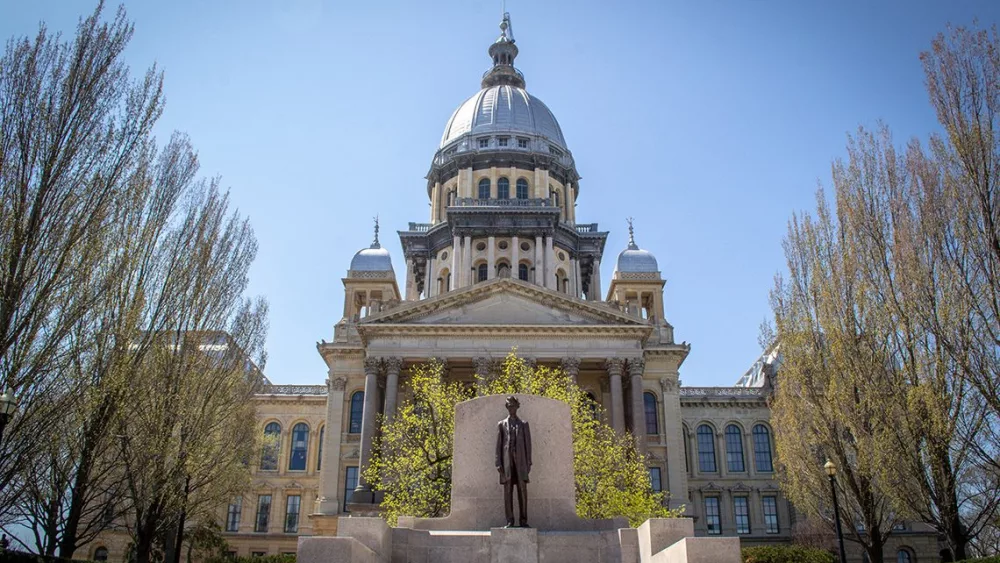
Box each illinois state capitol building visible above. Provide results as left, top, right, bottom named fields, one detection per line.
left=86, top=13, right=934, bottom=563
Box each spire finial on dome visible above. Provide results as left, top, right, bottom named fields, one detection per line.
left=627, top=217, right=639, bottom=250
left=372, top=215, right=381, bottom=249
left=482, top=11, right=525, bottom=88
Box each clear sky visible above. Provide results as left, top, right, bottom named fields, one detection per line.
left=2, top=0, right=997, bottom=388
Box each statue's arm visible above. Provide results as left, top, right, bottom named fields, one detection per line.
left=495, top=422, right=503, bottom=468
left=525, top=422, right=532, bottom=468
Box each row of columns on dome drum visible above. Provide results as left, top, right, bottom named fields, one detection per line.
left=352, top=355, right=649, bottom=495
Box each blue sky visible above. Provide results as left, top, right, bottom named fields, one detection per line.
left=3, top=0, right=997, bottom=388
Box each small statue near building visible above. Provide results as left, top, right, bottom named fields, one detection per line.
left=496, top=396, right=532, bottom=528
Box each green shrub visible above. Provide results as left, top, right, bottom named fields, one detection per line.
left=0, top=551, right=96, bottom=563
left=742, top=545, right=836, bottom=563
left=954, top=557, right=1000, bottom=563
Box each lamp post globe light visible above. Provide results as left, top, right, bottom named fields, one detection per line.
left=0, top=389, right=16, bottom=441
left=825, top=460, right=848, bottom=563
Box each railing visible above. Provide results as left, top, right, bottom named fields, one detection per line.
left=258, top=385, right=327, bottom=396
left=407, top=222, right=433, bottom=232
left=680, top=387, right=766, bottom=398
left=482, top=66, right=525, bottom=82
left=575, top=223, right=599, bottom=233
left=452, top=197, right=552, bottom=208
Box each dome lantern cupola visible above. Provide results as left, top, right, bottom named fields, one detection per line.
left=482, top=13, right=525, bottom=89
left=349, top=217, right=394, bottom=273
left=614, top=218, right=659, bottom=274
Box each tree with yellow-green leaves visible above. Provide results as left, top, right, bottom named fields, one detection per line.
left=364, top=353, right=680, bottom=527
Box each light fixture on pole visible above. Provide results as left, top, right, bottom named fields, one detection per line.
left=0, top=389, right=16, bottom=441
left=825, top=459, right=847, bottom=563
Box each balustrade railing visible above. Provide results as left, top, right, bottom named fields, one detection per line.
left=452, top=197, right=552, bottom=208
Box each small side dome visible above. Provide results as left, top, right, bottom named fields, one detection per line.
left=350, top=245, right=393, bottom=272
left=614, top=219, right=659, bottom=274
left=349, top=218, right=394, bottom=272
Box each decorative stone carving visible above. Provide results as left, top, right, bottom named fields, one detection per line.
left=604, top=357, right=626, bottom=376
left=627, top=357, right=645, bottom=376
left=561, top=357, right=581, bottom=382
left=330, top=377, right=347, bottom=391
left=659, top=377, right=677, bottom=393
left=384, top=356, right=404, bottom=374
left=363, top=356, right=382, bottom=374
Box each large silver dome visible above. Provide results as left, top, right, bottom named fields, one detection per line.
left=440, top=84, right=566, bottom=149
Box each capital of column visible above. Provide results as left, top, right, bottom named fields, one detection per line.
left=628, top=357, right=645, bottom=377
left=604, top=357, right=626, bottom=377
left=383, top=357, right=403, bottom=375
left=363, top=357, right=382, bottom=375
left=561, top=357, right=581, bottom=375
left=329, top=376, right=347, bottom=392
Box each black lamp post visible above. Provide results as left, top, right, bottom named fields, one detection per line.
left=825, top=459, right=847, bottom=563
left=0, top=390, right=17, bottom=441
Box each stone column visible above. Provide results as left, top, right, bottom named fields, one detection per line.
left=561, top=357, right=580, bottom=384
left=545, top=236, right=556, bottom=290
left=427, top=256, right=435, bottom=298
left=317, top=374, right=346, bottom=516
left=605, top=358, right=626, bottom=434
left=383, top=357, right=403, bottom=425
left=534, top=235, right=543, bottom=286
left=404, top=257, right=416, bottom=301
left=451, top=235, right=460, bottom=291
left=571, top=257, right=580, bottom=298
left=511, top=236, right=520, bottom=279
left=593, top=258, right=602, bottom=300
left=463, top=235, right=473, bottom=286
left=487, top=235, right=496, bottom=279
left=355, top=357, right=382, bottom=491
left=473, top=356, right=491, bottom=385
left=629, top=358, right=647, bottom=451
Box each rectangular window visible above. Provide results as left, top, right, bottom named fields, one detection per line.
left=697, top=428, right=717, bottom=473
left=517, top=137, right=529, bottom=149
left=704, top=497, right=721, bottom=535
left=478, top=137, right=489, bottom=148
left=226, top=497, right=242, bottom=532
left=344, top=467, right=359, bottom=512
left=284, top=495, right=300, bottom=533
left=251, top=552, right=266, bottom=558
left=734, top=496, right=750, bottom=534
left=255, top=495, right=271, bottom=533
left=225, top=552, right=237, bottom=559
left=648, top=468, right=662, bottom=492
left=498, top=137, right=509, bottom=147
left=762, top=495, right=779, bottom=534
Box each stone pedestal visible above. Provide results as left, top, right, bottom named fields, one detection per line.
left=490, top=528, right=537, bottom=563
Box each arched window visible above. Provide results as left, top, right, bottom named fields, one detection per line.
left=753, top=424, right=774, bottom=472
left=497, top=262, right=511, bottom=278
left=725, top=424, right=745, bottom=472
left=349, top=392, right=364, bottom=434
left=553, top=190, right=560, bottom=208
left=477, top=263, right=488, bottom=282
left=683, top=427, right=691, bottom=473
left=518, top=263, right=529, bottom=281
left=696, top=424, right=717, bottom=473
left=497, top=177, right=510, bottom=199
left=556, top=269, right=567, bottom=292
left=516, top=178, right=529, bottom=199
left=317, top=426, right=324, bottom=471
left=643, top=392, right=658, bottom=434
left=896, top=549, right=912, bottom=563
left=260, top=422, right=281, bottom=471
left=94, top=547, right=108, bottom=562
left=288, top=423, right=309, bottom=471
left=478, top=178, right=491, bottom=199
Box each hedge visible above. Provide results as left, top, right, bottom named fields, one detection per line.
left=205, top=555, right=295, bottom=563
left=742, top=545, right=836, bottom=563
left=0, top=551, right=96, bottom=563
left=954, top=558, right=1000, bottom=563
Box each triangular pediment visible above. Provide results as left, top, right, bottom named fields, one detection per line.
left=361, top=278, right=645, bottom=327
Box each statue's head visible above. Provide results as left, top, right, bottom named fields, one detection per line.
left=505, top=396, right=520, bottom=415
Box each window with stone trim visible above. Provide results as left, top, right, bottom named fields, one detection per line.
left=94, top=548, right=108, bottom=562
left=896, top=548, right=913, bottom=563
left=255, top=494, right=271, bottom=533
left=733, top=496, right=750, bottom=534
left=644, top=393, right=658, bottom=434
left=349, top=392, right=364, bottom=433
left=725, top=424, right=746, bottom=472
left=344, top=467, right=359, bottom=512
left=478, top=263, right=488, bottom=282
left=284, top=495, right=301, bottom=533
left=317, top=426, right=324, bottom=471
left=753, top=424, right=774, bottom=472
left=762, top=495, right=779, bottom=534
left=478, top=137, right=489, bottom=148
left=478, top=178, right=490, bottom=199
left=516, top=178, right=529, bottom=200
left=226, top=497, right=242, bottom=532
left=260, top=422, right=280, bottom=471
left=288, top=423, right=309, bottom=471
left=497, top=177, right=510, bottom=199
left=648, top=467, right=662, bottom=492
left=704, top=497, right=721, bottom=535
left=697, top=424, right=717, bottom=473
left=518, top=263, right=529, bottom=281
left=517, top=137, right=528, bottom=149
